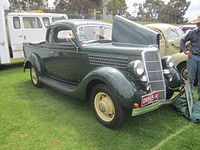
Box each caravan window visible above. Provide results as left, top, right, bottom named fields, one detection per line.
left=52, top=17, right=65, bottom=23
left=42, top=17, right=50, bottom=27
left=23, top=17, right=42, bottom=28
left=13, top=17, right=21, bottom=29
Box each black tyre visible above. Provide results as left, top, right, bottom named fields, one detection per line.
left=166, top=89, right=174, bottom=99
left=30, top=66, right=41, bottom=87
left=177, top=63, right=198, bottom=86
left=177, top=63, right=187, bottom=81
left=90, top=84, right=126, bottom=129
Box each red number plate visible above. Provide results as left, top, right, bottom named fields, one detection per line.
left=141, top=91, right=159, bottom=106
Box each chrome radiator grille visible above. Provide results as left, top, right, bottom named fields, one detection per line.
left=142, top=50, right=166, bottom=100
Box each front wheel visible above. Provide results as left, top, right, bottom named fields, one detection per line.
left=177, top=63, right=198, bottom=86
left=30, top=66, right=41, bottom=87
left=166, top=89, right=174, bottom=99
left=90, top=84, right=126, bottom=129
left=177, top=63, right=188, bottom=81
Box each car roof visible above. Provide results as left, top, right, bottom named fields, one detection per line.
left=7, top=12, right=68, bottom=17
left=145, top=23, right=178, bottom=30
left=51, top=19, right=112, bottom=27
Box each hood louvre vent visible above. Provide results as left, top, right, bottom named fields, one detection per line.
left=88, top=54, right=129, bottom=69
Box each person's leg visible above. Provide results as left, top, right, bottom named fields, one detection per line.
left=197, top=56, right=200, bottom=99
left=187, top=55, right=198, bottom=95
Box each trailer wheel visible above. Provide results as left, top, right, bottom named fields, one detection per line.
left=30, top=66, right=41, bottom=87
left=90, top=84, right=125, bottom=129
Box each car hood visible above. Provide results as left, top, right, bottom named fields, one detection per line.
left=82, top=42, right=158, bottom=56
left=112, top=16, right=160, bottom=46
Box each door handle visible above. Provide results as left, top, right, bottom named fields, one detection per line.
left=19, top=35, right=23, bottom=38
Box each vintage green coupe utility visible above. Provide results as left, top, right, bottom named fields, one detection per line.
left=23, top=16, right=181, bottom=129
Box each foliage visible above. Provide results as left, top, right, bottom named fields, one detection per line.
left=0, top=66, right=200, bottom=150
left=158, top=0, right=191, bottom=24
left=136, top=0, right=190, bottom=24
left=137, top=0, right=164, bottom=22
left=107, top=0, right=128, bottom=16
left=54, top=0, right=103, bottom=14
left=8, top=0, right=47, bottom=10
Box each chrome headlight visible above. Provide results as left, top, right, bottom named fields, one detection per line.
left=133, top=60, right=145, bottom=76
left=162, top=56, right=174, bottom=68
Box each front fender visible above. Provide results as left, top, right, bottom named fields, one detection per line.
left=171, top=52, right=187, bottom=67
left=165, top=67, right=182, bottom=89
left=73, top=67, right=144, bottom=109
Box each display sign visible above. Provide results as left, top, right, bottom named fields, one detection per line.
left=141, top=91, right=159, bottom=106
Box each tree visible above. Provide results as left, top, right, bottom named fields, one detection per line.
left=137, top=0, right=165, bottom=21
left=136, top=0, right=190, bottom=23
left=9, top=0, right=47, bottom=11
left=54, top=0, right=102, bottom=14
left=107, top=0, right=128, bottom=16
left=158, top=0, right=190, bottom=23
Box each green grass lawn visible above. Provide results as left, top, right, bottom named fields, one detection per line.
left=0, top=65, right=200, bottom=150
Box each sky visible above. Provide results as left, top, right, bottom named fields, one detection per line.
left=48, top=0, right=200, bottom=22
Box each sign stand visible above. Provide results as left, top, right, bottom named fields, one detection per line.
left=184, top=80, right=194, bottom=118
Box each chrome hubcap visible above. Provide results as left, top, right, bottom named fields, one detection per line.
left=94, top=92, right=115, bottom=122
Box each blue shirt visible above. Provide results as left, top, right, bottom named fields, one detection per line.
left=180, top=29, right=200, bottom=54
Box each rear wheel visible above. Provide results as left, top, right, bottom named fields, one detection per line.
left=90, top=84, right=126, bottom=129
left=30, top=66, right=41, bottom=87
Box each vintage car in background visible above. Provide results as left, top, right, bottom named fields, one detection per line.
left=23, top=16, right=181, bottom=129
left=145, top=23, right=188, bottom=81
left=179, top=24, right=196, bottom=34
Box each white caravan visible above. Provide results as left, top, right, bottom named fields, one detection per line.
left=0, top=0, right=10, bottom=63
left=0, top=0, right=68, bottom=64
left=7, top=12, right=68, bottom=58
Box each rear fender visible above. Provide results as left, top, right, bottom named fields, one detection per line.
left=24, top=53, right=44, bottom=74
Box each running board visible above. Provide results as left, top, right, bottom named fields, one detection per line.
left=39, top=76, right=77, bottom=93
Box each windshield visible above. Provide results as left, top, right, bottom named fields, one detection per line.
left=77, top=25, right=112, bottom=43
left=164, top=27, right=185, bottom=40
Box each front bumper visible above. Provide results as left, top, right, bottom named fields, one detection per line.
left=132, top=99, right=173, bottom=116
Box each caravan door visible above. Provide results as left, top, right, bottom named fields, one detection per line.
left=7, top=14, right=25, bottom=58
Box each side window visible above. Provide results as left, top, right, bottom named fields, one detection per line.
left=13, top=17, right=21, bottom=29
left=23, top=17, right=42, bottom=28
left=42, top=17, right=50, bottom=27
left=52, top=17, right=63, bottom=23
left=54, top=26, right=74, bottom=44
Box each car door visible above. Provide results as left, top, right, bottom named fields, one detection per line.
left=44, top=25, right=80, bottom=84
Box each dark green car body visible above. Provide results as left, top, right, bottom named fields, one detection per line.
left=23, top=16, right=181, bottom=126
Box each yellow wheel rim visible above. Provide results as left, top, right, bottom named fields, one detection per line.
left=94, top=92, right=115, bottom=122
left=31, top=67, right=38, bottom=85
